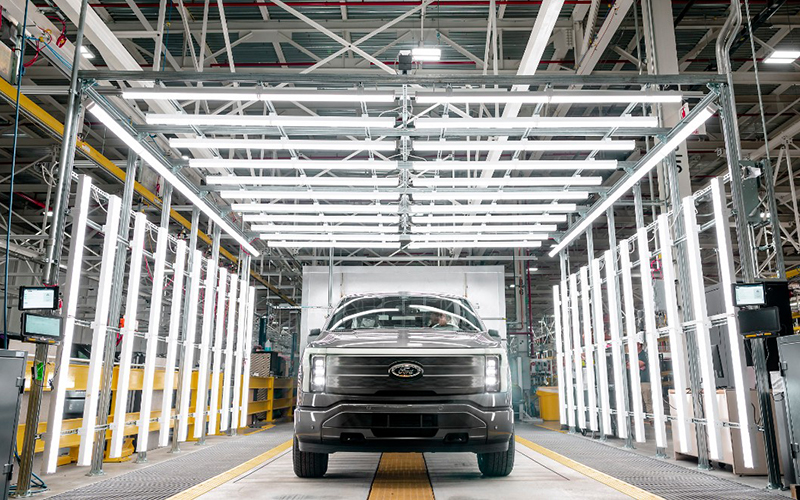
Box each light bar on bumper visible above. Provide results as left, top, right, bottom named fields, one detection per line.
left=486, top=356, right=500, bottom=392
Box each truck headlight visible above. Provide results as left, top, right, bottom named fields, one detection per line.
left=485, top=355, right=500, bottom=392
left=311, top=355, right=326, bottom=392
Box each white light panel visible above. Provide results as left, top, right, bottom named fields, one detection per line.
left=414, top=90, right=683, bottom=104
left=560, top=281, right=576, bottom=428
left=208, top=268, right=228, bottom=435
left=252, top=224, right=398, bottom=233
left=415, top=116, right=659, bottom=129
left=193, top=257, right=218, bottom=439
left=408, top=241, right=544, bottom=249
left=146, top=114, right=394, bottom=128
left=412, top=160, right=618, bottom=171
left=171, top=138, right=396, bottom=151
left=409, top=233, right=550, bottom=241
left=569, top=273, right=586, bottom=429
left=620, top=238, right=645, bottom=442
left=221, top=190, right=400, bottom=201
left=232, top=203, right=398, bottom=214
left=124, top=87, right=396, bottom=103
left=580, top=266, right=598, bottom=432
left=190, top=159, right=398, bottom=171
left=591, top=258, right=612, bottom=436
left=177, top=249, right=203, bottom=443
left=206, top=176, right=399, bottom=187
left=412, top=191, right=589, bottom=201
left=244, top=214, right=400, bottom=224
left=261, top=233, right=401, bottom=242
left=159, top=239, right=187, bottom=447
left=412, top=177, right=602, bottom=188
left=220, top=274, right=238, bottom=432
left=411, top=215, right=566, bottom=224
left=410, top=203, right=578, bottom=214
left=410, top=224, right=558, bottom=233
left=603, top=249, right=628, bottom=439
left=268, top=241, right=399, bottom=249
left=553, top=285, right=567, bottom=426
left=230, top=273, right=249, bottom=431
left=413, top=140, right=635, bottom=152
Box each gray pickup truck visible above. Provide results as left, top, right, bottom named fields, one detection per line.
left=293, top=292, right=514, bottom=478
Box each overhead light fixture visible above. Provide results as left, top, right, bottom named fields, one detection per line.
left=413, top=140, right=635, bottom=152
left=408, top=241, right=543, bottom=249
left=412, top=160, right=618, bottom=171
left=221, top=190, right=400, bottom=201
left=267, top=241, right=399, bottom=249
left=411, top=214, right=566, bottom=223
left=80, top=46, right=95, bottom=59
left=232, top=203, right=398, bottom=214
left=411, top=47, right=442, bottom=62
left=409, top=233, right=549, bottom=241
left=171, top=138, right=396, bottom=151
left=527, top=267, right=539, bottom=273
left=412, top=176, right=602, bottom=188
left=146, top=114, right=394, bottom=128
left=86, top=103, right=260, bottom=256
left=414, top=90, right=683, bottom=105
left=764, top=50, right=800, bottom=64
left=548, top=100, right=718, bottom=257
left=413, top=191, right=589, bottom=201
left=260, top=233, right=401, bottom=242
left=414, top=116, right=659, bottom=129
left=244, top=214, right=400, bottom=224
left=410, top=224, right=557, bottom=233
left=206, top=176, right=399, bottom=187
left=410, top=203, right=577, bottom=214
left=251, top=224, right=398, bottom=233
left=190, top=159, right=398, bottom=171
left=123, top=87, right=397, bottom=103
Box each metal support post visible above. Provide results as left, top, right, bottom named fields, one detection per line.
left=606, top=207, right=633, bottom=449
left=90, top=151, right=139, bottom=475
left=198, top=224, right=221, bottom=446
left=172, top=207, right=200, bottom=453
left=585, top=228, right=604, bottom=441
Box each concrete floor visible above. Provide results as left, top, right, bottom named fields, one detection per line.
left=198, top=444, right=630, bottom=500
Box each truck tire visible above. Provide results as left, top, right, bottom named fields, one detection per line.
left=293, top=436, right=329, bottom=478
left=477, top=434, right=515, bottom=477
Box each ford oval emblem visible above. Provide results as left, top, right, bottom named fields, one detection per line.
left=389, top=362, right=424, bottom=379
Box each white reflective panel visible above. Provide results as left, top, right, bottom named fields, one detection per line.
left=240, top=285, right=256, bottom=428
left=43, top=176, right=92, bottom=473
left=77, top=194, right=121, bottom=466
left=636, top=227, right=667, bottom=449
left=569, top=273, right=586, bottom=429
left=110, top=212, right=147, bottom=458
left=711, top=178, right=755, bottom=468
left=682, top=196, right=723, bottom=460
left=560, top=281, right=575, bottom=428
left=208, top=268, right=229, bottom=435
left=604, top=249, right=628, bottom=439
left=620, top=239, right=645, bottom=442
left=137, top=227, right=169, bottom=452
left=591, top=258, right=612, bottom=436
left=553, top=285, right=567, bottom=426
left=231, top=273, right=249, bottom=430
left=193, top=258, right=218, bottom=439
left=656, top=215, right=691, bottom=453
left=159, top=240, right=187, bottom=447
left=580, top=266, right=598, bottom=432
left=220, top=274, right=239, bottom=432
left=178, top=249, right=203, bottom=442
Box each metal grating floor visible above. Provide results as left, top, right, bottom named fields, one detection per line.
left=49, top=425, right=294, bottom=500
left=516, top=424, right=786, bottom=500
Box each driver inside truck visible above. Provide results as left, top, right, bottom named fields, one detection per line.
left=428, top=311, right=455, bottom=329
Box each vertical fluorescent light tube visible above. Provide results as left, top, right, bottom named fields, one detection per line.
left=553, top=285, right=567, bottom=426
left=560, top=281, right=576, bottom=428
left=220, top=274, right=239, bottom=432
left=682, top=196, right=723, bottom=460
left=43, top=176, right=92, bottom=473
left=178, top=249, right=203, bottom=442
left=656, top=214, right=691, bottom=453
left=636, top=227, right=667, bottom=449
left=620, top=239, right=646, bottom=442
left=240, top=285, right=256, bottom=427
left=604, top=249, right=628, bottom=439
left=569, top=273, right=586, bottom=429
left=110, top=212, right=147, bottom=458
left=580, top=267, right=598, bottom=432
left=137, top=227, right=169, bottom=453
left=710, top=178, right=755, bottom=468
left=231, top=273, right=249, bottom=430
left=591, top=258, right=612, bottom=436
left=193, top=257, right=218, bottom=439
left=208, top=268, right=228, bottom=435
left=159, top=240, right=187, bottom=447
left=77, top=194, right=121, bottom=466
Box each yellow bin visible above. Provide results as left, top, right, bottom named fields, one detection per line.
left=536, top=386, right=560, bottom=421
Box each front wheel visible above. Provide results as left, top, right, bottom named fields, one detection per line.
left=293, top=436, right=329, bottom=478
left=477, top=434, right=515, bottom=477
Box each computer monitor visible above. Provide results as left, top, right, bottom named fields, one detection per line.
left=19, top=313, right=62, bottom=345
left=18, top=286, right=59, bottom=311
left=733, top=283, right=766, bottom=307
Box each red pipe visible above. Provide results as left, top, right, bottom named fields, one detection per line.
left=15, top=192, right=47, bottom=210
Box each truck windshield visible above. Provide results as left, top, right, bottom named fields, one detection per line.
left=326, top=295, right=483, bottom=332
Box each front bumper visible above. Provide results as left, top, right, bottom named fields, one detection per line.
left=295, top=398, right=514, bottom=454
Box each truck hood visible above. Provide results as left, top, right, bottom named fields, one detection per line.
left=310, top=330, right=499, bottom=349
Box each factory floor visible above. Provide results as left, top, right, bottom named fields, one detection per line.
left=38, top=423, right=790, bottom=500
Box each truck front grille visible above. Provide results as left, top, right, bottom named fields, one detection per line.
left=326, top=355, right=485, bottom=395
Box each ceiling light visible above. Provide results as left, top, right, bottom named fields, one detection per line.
left=764, top=50, right=800, bottom=64
left=221, top=190, right=400, bottom=201
left=548, top=101, right=718, bottom=257
left=80, top=46, right=95, bottom=59
left=267, top=241, right=399, bottom=249
left=409, top=233, right=549, bottom=241
left=189, top=159, right=398, bottom=171
left=410, top=214, right=566, bottom=224
left=414, top=90, right=683, bottom=105
left=408, top=241, right=544, bottom=249
left=206, top=176, right=399, bottom=187
left=252, top=224, right=398, bottom=233
left=260, top=233, right=401, bottom=242
left=412, top=160, right=618, bottom=171
left=413, top=177, right=602, bottom=188
left=413, top=140, right=635, bottom=152
left=146, top=114, right=394, bottom=128
left=527, top=267, right=539, bottom=272
left=413, top=191, right=589, bottom=201
left=414, top=116, right=659, bottom=129
left=244, top=214, right=400, bottom=224
left=123, top=87, right=397, bottom=103
left=411, top=47, right=442, bottom=62
left=86, top=103, right=259, bottom=256
left=171, top=138, right=396, bottom=151
left=410, top=203, right=577, bottom=214
left=232, top=203, right=398, bottom=214
left=410, top=224, right=557, bottom=233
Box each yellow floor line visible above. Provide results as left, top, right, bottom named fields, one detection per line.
left=516, top=436, right=664, bottom=500
left=368, top=452, right=435, bottom=500
left=168, top=438, right=292, bottom=500
left=244, top=424, right=276, bottom=435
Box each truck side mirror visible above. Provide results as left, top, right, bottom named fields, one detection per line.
left=308, top=328, right=321, bottom=344
left=488, top=329, right=500, bottom=338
